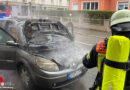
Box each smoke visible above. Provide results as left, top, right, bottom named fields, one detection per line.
left=37, top=39, right=88, bottom=69
left=10, top=5, right=88, bottom=69
left=28, top=10, right=88, bottom=69
left=53, top=43, right=87, bottom=69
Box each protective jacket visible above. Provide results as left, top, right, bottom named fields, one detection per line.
left=83, top=38, right=130, bottom=90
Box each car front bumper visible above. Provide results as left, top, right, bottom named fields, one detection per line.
left=32, top=64, right=87, bottom=88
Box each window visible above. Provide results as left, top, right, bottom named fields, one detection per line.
left=0, top=29, right=13, bottom=44
left=117, top=1, right=128, bottom=10
left=0, top=4, right=8, bottom=11
left=7, top=22, right=18, bottom=40
left=83, top=2, right=98, bottom=10
left=72, top=3, right=78, bottom=10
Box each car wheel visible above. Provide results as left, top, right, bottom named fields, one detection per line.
left=18, top=65, right=35, bottom=90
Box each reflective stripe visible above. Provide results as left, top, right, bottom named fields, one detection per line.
left=87, top=53, right=90, bottom=60
left=96, top=87, right=99, bottom=90
left=95, top=53, right=105, bottom=90
left=97, top=53, right=105, bottom=72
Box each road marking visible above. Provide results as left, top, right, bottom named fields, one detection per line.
left=86, top=72, right=96, bottom=79
left=75, top=31, right=107, bottom=38
left=88, top=35, right=106, bottom=38
left=75, top=41, right=93, bottom=46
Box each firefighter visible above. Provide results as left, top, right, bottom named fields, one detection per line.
left=83, top=10, right=130, bottom=90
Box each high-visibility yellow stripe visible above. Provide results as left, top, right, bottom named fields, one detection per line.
left=97, top=53, right=105, bottom=72
left=87, top=53, right=90, bottom=60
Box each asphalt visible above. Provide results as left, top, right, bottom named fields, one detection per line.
left=0, top=28, right=111, bottom=90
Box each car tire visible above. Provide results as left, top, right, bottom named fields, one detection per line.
left=18, top=65, right=35, bottom=90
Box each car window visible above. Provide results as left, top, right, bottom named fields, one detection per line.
left=0, top=20, right=6, bottom=28
left=7, top=22, right=18, bottom=40
left=0, top=28, right=14, bottom=44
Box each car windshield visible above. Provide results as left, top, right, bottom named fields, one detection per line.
left=29, top=33, right=70, bottom=45
left=0, top=4, right=8, bottom=11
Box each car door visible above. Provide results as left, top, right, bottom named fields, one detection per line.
left=0, top=28, right=16, bottom=69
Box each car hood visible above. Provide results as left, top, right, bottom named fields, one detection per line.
left=31, top=45, right=87, bottom=70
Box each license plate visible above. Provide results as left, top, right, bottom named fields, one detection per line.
left=68, top=70, right=82, bottom=79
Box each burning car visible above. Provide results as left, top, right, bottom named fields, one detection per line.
left=0, top=19, right=87, bottom=90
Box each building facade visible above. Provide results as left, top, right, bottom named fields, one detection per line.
left=70, top=0, right=130, bottom=11
left=0, top=0, right=69, bottom=17
left=0, top=0, right=69, bottom=10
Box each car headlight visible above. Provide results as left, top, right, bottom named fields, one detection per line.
left=35, top=57, right=59, bottom=72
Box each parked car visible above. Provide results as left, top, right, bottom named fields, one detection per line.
left=0, top=19, right=87, bottom=90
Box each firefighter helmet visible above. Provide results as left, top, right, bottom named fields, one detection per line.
left=110, top=10, right=130, bottom=27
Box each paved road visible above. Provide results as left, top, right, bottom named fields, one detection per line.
left=0, top=28, right=111, bottom=90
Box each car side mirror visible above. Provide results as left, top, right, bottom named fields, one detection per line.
left=6, top=41, right=19, bottom=47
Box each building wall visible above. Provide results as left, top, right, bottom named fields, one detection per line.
left=98, top=0, right=130, bottom=11
left=70, top=0, right=130, bottom=11
left=43, top=0, right=69, bottom=6
left=0, top=0, right=69, bottom=7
